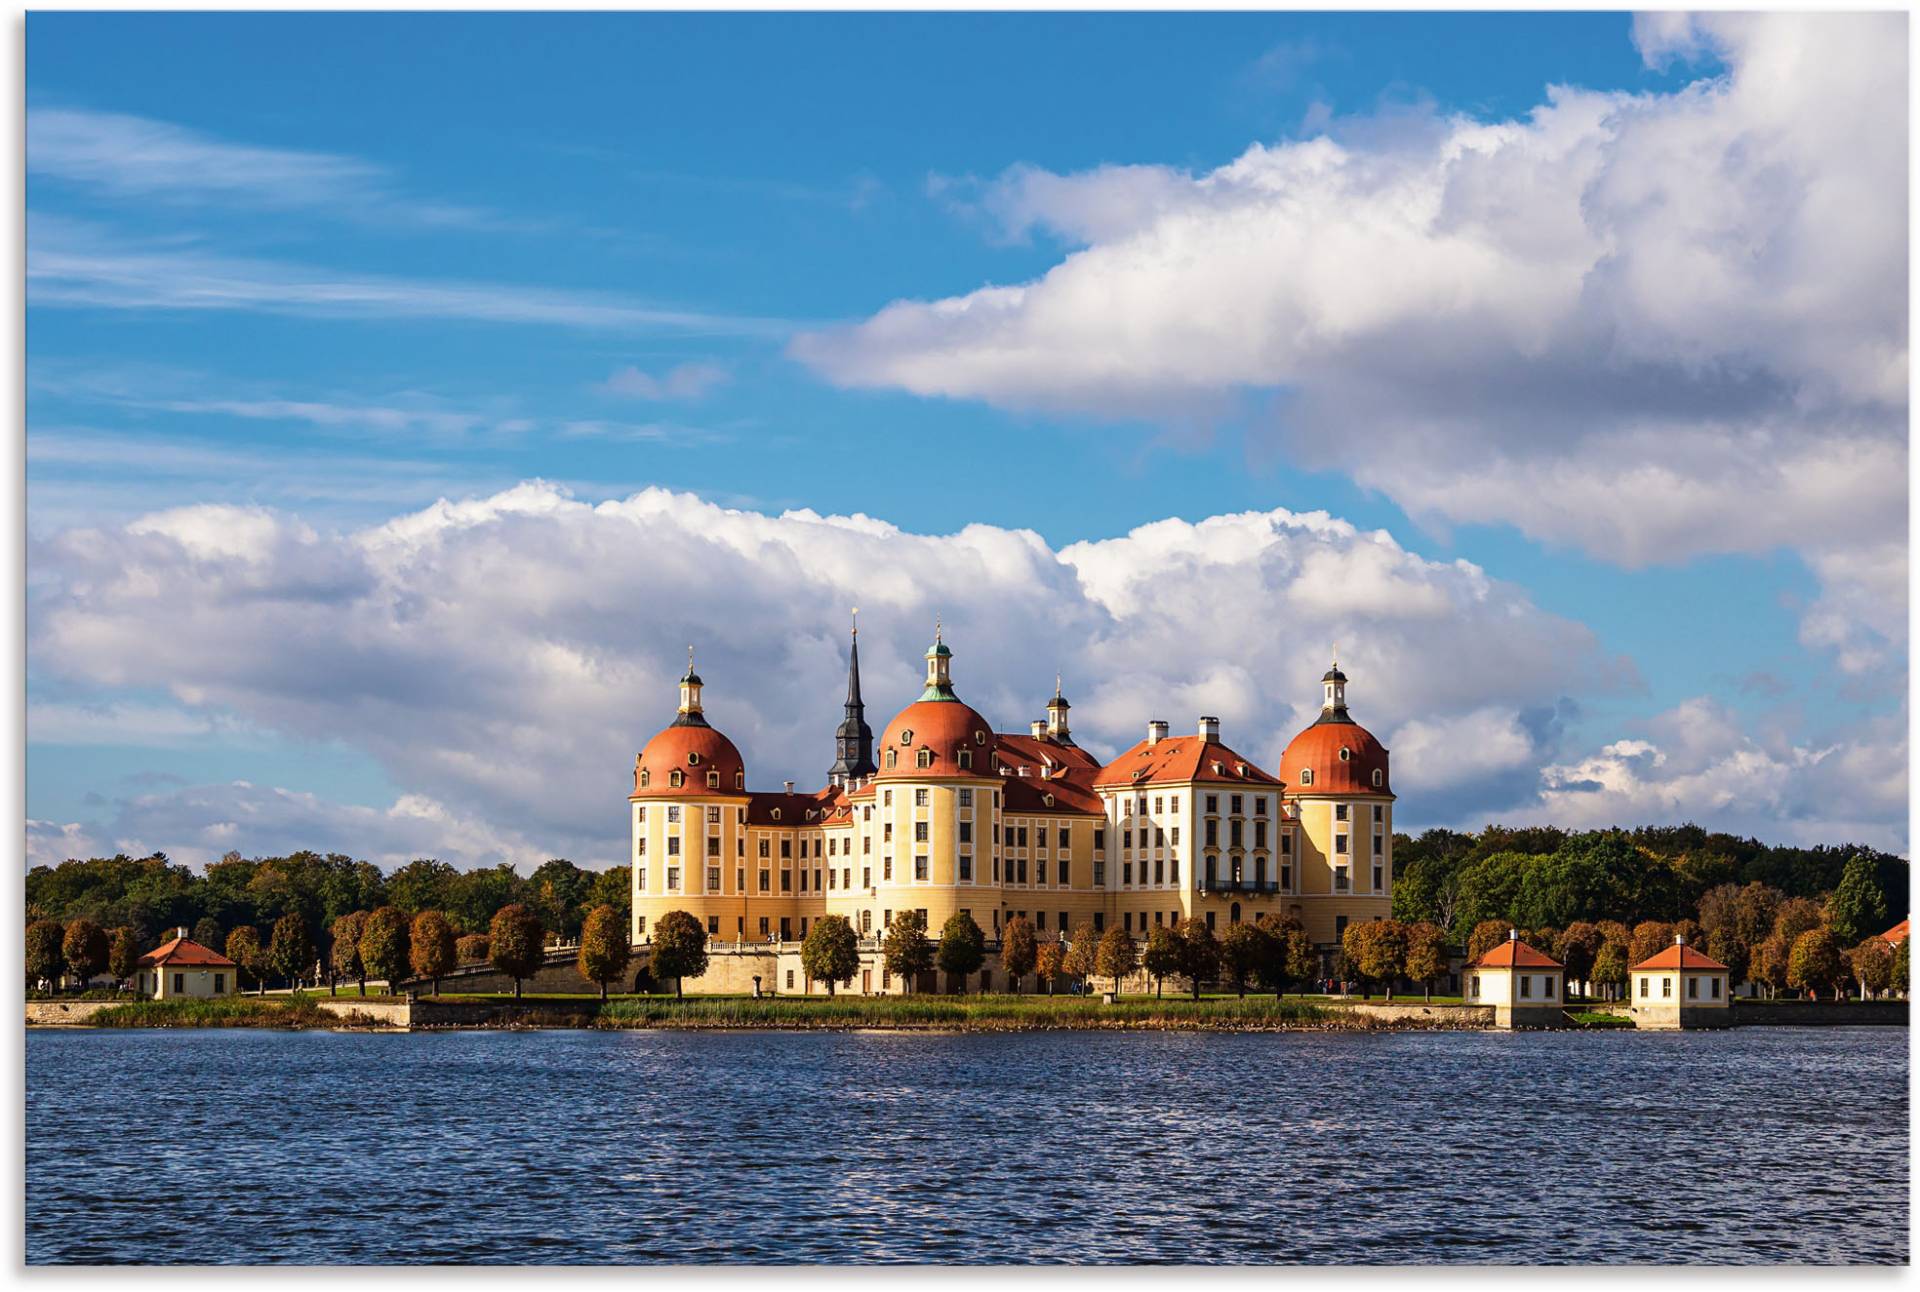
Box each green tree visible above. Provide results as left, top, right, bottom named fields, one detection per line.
left=330, top=910, right=369, bottom=996
left=1404, top=921, right=1448, bottom=1001
left=1140, top=925, right=1180, bottom=998
left=1061, top=921, right=1100, bottom=990
left=576, top=904, right=632, bottom=1001
left=528, top=858, right=593, bottom=941
left=801, top=913, right=861, bottom=995
left=267, top=912, right=315, bottom=989
left=1894, top=938, right=1909, bottom=997
left=410, top=911, right=458, bottom=995
left=358, top=906, right=412, bottom=992
left=191, top=916, right=224, bottom=952
left=880, top=910, right=933, bottom=993
left=1554, top=922, right=1604, bottom=992
left=586, top=864, right=633, bottom=927
left=447, top=864, right=528, bottom=935
left=1704, top=926, right=1750, bottom=988
left=933, top=912, right=984, bottom=993
left=1846, top=938, right=1895, bottom=1000
left=1034, top=940, right=1065, bottom=995
left=1787, top=928, right=1844, bottom=1001
left=1175, top=918, right=1222, bottom=1000
left=26, top=919, right=64, bottom=990
left=1001, top=916, right=1038, bottom=993
left=107, top=926, right=140, bottom=994
left=225, top=925, right=267, bottom=994
left=1827, top=853, right=1889, bottom=947
left=1094, top=926, right=1139, bottom=998
left=1218, top=923, right=1265, bottom=997
left=384, top=859, right=458, bottom=916
left=62, top=919, right=109, bottom=989
left=1253, top=913, right=1314, bottom=997
left=489, top=903, right=548, bottom=999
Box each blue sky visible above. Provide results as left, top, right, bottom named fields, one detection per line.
left=25, top=12, right=1908, bottom=867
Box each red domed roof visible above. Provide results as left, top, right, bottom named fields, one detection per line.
left=634, top=721, right=747, bottom=797
left=875, top=698, right=995, bottom=779
left=1280, top=718, right=1391, bottom=796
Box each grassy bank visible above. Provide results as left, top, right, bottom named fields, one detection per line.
left=84, top=994, right=382, bottom=1030
left=589, top=993, right=1360, bottom=1031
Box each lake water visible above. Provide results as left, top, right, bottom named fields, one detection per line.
left=25, top=1025, right=1908, bottom=1265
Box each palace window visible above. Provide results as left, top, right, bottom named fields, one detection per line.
left=706, top=771, right=720, bottom=788
left=706, top=866, right=721, bottom=891
left=1093, top=862, right=1105, bottom=886
left=640, top=769, right=650, bottom=788
left=916, top=749, right=934, bottom=769
left=959, top=821, right=972, bottom=843
left=1334, top=865, right=1350, bottom=893
left=1299, top=768, right=1314, bottom=787
left=780, top=839, right=791, bottom=858
left=1059, top=861, right=1070, bottom=886
left=636, top=867, right=646, bottom=890
left=959, top=854, right=972, bottom=881
left=668, top=770, right=684, bottom=788
left=706, top=837, right=720, bottom=857
left=666, top=867, right=681, bottom=891
left=667, top=805, right=681, bottom=823
left=1373, top=864, right=1384, bottom=891
left=885, top=749, right=898, bottom=769
left=1335, top=804, right=1349, bottom=822
left=736, top=772, right=745, bottom=790
left=781, top=870, right=792, bottom=893
left=1339, top=747, right=1352, bottom=763
left=1519, top=975, right=1532, bottom=999
left=884, top=823, right=893, bottom=842
left=1335, top=835, right=1348, bottom=855
left=900, top=729, right=914, bottom=745
left=666, top=837, right=681, bottom=857
left=759, top=870, right=770, bottom=893
left=636, top=838, right=648, bottom=857
left=957, top=750, right=972, bottom=769
left=1093, top=829, right=1105, bottom=851
left=884, top=857, right=893, bottom=880
left=636, top=915, right=647, bottom=936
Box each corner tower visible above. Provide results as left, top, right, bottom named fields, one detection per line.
left=828, top=614, right=876, bottom=787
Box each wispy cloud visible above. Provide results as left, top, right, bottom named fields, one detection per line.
left=597, top=361, right=730, bottom=401
left=28, top=213, right=794, bottom=336
left=28, top=105, right=506, bottom=230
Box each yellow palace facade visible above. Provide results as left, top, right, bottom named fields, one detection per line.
left=628, top=628, right=1394, bottom=993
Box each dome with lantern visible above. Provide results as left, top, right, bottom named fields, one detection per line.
left=1278, top=656, right=1391, bottom=796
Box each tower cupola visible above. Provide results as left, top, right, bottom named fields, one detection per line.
left=1045, top=674, right=1075, bottom=745
left=674, top=645, right=709, bottom=728
left=920, top=617, right=956, bottom=701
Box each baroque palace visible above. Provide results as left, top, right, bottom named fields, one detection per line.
left=629, top=626, right=1394, bottom=993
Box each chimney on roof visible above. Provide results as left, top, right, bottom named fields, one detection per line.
left=1675, top=933, right=1686, bottom=946
left=1198, top=715, right=1220, bottom=740
left=1508, top=928, right=1518, bottom=942
left=784, top=780, right=795, bottom=794
left=177, top=927, right=188, bottom=941
left=1147, top=720, right=1169, bottom=745
left=1030, top=720, right=1046, bottom=739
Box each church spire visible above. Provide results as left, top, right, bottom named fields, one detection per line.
left=828, top=610, right=875, bottom=786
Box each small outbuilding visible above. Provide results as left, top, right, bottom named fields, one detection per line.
left=1466, top=930, right=1566, bottom=1028
left=1630, top=935, right=1731, bottom=1029
left=136, top=929, right=238, bottom=1000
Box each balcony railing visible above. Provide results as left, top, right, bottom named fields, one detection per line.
left=1199, top=877, right=1281, bottom=895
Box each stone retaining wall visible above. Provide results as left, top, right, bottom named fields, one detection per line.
left=25, top=1000, right=119, bottom=1026
left=1733, top=1000, right=1908, bottom=1026
left=1340, top=1001, right=1494, bottom=1028
left=314, top=998, right=413, bottom=1027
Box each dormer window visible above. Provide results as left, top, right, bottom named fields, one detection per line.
left=885, top=749, right=898, bottom=769
left=1338, top=747, right=1352, bottom=763
left=688, top=752, right=701, bottom=766
left=1371, top=768, right=1383, bottom=788
left=669, top=770, right=684, bottom=788
left=975, top=730, right=986, bottom=744
left=1236, top=763, right=1247, bottom=777
left=1044, top=794, right=1055, bottom=808
left=771, top=808, right=781, bottom=821
left=1299, top=768, right=1314, bottom=786
left=916, top=749, right=934, bottom=769
left=706, top=771, right=720, bottom=789
left=957, top=750, right=972, bottom=769
left=640, top=769, right=651, bottom=788
left=1211, top=761, right=1223, bottom=774
left=736, top=772, right=745, bottom=790
left=899, top=729, right=914, bottom=745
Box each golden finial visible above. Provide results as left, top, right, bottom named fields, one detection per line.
left=851, top=607, right=859, bottom=638
left=935, top=612, right=943, bottom=644
left=1055, top=671, right=1063, bottom=699
left=687, top=643, right=695, bottom=673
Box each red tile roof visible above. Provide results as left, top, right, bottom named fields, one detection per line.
left=999, top=771, right=1104, bottom=816
left=137, top=936, right=236, bottom=969
left=1279, top=718, right=1391, bottom=797
left=633, top=723, right=748, bottom=799
left=1881, top=919, right=1909, bottom=945
left=1091, top=736, right=1282, bottom=789
left=874, top=698, right=996, bottom=780
left=1631, top=942, right=1730, bottom=972
left=992, top=732, right=1101, bottom=778
left=1472, top=938, right=1563, bottom=969
left=745, top=786, right=850, bottom=826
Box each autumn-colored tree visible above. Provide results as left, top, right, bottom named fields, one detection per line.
left=225, top=925, right=267, bottom=994
left=1627, top=921, right=1674, bottom=968
left=410, top=911, right=458, bottom=995
left=1749, top=934, right=1790, bottom=999
left=932, top=912, right=984, bottom=993
left=26, top=919, right=65, bottom=990
left=1827, top=853, right=1890, bottom=947
left=358, top=907, right=412, bottom=993
left=1404, top=921, right=1448, bottom=1002
left=484, top=903, right=546, bottom=999
left=1253, top=913, right=1315, bottom=997
left=1554, top=922, right=1603, bottom=992
left=62, top=919, right=109, bottom=990
left=1671, top=918, right=1705, bottom=952
left=1846, top=938, right=1894, bottom=1000
left=800, top=912, right=860, bottom=995
left=1704, top=927, right=1750, bottom=989
left=1176, top=918, right=1222, bottom=1000
left=1095, top=926, right=1139, bottom=998
left=576, top=904, right=632, bottom=1001
left=1772, top=897, right=1826, bottom=948
left=1787, top=928, right=1843, bottom=1001
left=107, top=926, right=140, bottom=995
left=330, top=911, right=369, bottom=996
left=455, top=933, right=490, bottom=964
left=1591, top=943, right=1629, bottom=1002
left=1034, top=940, right=1065, bottom=995
left=1465, top=920, right=1511, bottom=963
left=1218, top=923, right=1265, bottom=997
left=1061, top=921, right=1100, bottom=991
left=267, top=913, right=314, bottom=990
left=1895, top=938, right=1910, bottom=998
left=1141, top=925, right=1181, bottom=998
left=1001, top=916, right=1038, bottom=993
left=880, top=910, right=933, bottom=993
left=1347, top=919, right=1409, bottom=1000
